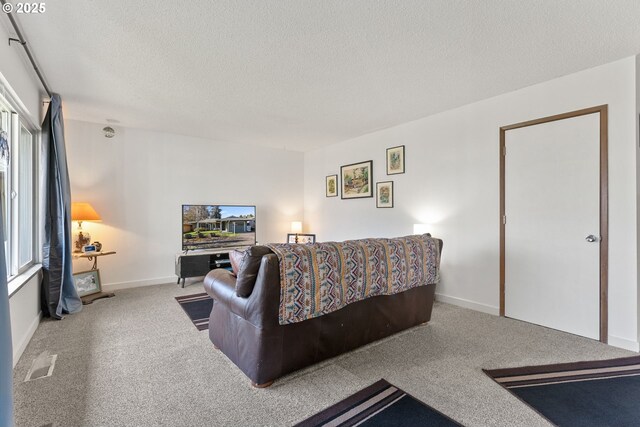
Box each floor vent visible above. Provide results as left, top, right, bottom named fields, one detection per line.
left=24, top=351, right=57, bottom=382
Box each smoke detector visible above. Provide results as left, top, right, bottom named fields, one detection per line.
left=102, top=126, right=115, bottom=138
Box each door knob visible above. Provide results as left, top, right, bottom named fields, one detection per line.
left=585, top=235, right=599, bottom=243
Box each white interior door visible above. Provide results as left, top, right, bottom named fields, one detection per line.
left=505, top=113, right=600, bottom=340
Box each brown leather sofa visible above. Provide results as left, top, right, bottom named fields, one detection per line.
left=203, top=239, right=442, bottom=387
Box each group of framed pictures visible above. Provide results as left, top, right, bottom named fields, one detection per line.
left=326, top=145, right=404, bottom=208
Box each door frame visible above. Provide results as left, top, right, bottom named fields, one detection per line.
left=499, top=105, right=608, bottom=343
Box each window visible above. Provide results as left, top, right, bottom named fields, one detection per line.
left=0, top=93, right=37, bottom=280
left=0, top=106, right=11, bottom=273
left=19, top=125, right=34, bottom=269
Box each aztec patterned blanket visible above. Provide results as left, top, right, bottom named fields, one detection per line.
left=265, top=234, right=441, bottom=325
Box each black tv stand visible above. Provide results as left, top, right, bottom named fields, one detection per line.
left=175, top=249, right=235, bottom=288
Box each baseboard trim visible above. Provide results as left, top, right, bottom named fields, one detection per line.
left=13, top=311, right=41, bottom=368
left=435, top=293, right=500, bottom=316
left=608, top=335, right=640, bottom=352
left=102, top=276, right=177, bottom=291
left=438, top=293, right=638, bottom=352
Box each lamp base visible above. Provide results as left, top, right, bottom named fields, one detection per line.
left=73, top=230, right=91, bottom=253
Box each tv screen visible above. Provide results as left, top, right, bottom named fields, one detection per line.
left=182, top=204, right=256, bottom=251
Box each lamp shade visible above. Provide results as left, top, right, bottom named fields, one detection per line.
left=413, top=224, right=430, bottom=235
left=71, top=202, right=101, bottom=222
left=290, top=221, right=303, bottom=234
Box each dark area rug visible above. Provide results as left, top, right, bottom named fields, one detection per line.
left=484, top=355, right=640, bottom=427
left=175, top=293, right=213, bottom=331
left=295, top=379, right=462, bottom=427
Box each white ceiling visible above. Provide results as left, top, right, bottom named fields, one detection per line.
left=9, top=1, right=640, bottom=151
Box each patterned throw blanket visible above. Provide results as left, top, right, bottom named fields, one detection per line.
left=265, top=234, right=441, bottom=325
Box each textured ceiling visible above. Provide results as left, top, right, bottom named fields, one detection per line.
left=8, top=1, right=640, bottom=151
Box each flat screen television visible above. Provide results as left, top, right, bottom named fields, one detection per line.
left=182, top=204, right=256, bottom=251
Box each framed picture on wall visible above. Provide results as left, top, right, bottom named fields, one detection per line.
left=326, top=174, right=338, bottom=197
left=376, top=181, right=394, bottom=208
left=73, top=269, right=102, bottom=297
left=287, top=233, right=316, bottom=244
left=341, top=160, right=373, bottom=199
left=386, top=145, right=405, bottom=175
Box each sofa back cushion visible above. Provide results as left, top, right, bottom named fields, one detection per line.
left=229, top=250, right=245, bottom=276
left=235, top=246, right=273, bottom=297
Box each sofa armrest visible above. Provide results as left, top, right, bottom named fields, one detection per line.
left=204, top=269, right=249, bottom=319
left=203, top=254, right=281, bottom=329
left=243, top=253, right=281, bottom=329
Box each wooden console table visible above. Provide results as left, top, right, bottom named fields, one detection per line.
left=73, top=251, right=117, bottom=304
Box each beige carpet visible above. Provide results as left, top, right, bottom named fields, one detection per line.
left=13, top=281, right=633, bottom=426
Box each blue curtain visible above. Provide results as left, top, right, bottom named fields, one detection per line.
left=41, top=94, right=81, bottom=318
left=0, top=205, right=13, bottom=425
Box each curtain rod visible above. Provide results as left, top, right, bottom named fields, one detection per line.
left=0, top=0, right=52, bottom=98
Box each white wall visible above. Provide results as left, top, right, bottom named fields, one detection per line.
left=65, top=120, right=305, bottom=289
left=304, top=57, right=639, bottom=351
left=9, top=273, right=41, bottom=367
left=0, top=19, right=43, bottom=126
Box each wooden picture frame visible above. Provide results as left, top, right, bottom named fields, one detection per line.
left=73, top=269, right=102, bottom=297
left=340, top=160, right=373, bottom=199
left=386, top=145, right=405, bottom=175
left=326, top=174, right=338, bottom=197
left=376, top=181, right=394, bottom=208
left=287, top=233, right=316, bottom=244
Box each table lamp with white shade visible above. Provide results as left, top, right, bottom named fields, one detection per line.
left=290, top=221, right=303, bottom=243
left=413, top=224, right=431, bottom=236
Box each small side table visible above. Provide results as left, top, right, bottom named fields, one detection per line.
left=73, top=251, right=117, bottom=305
